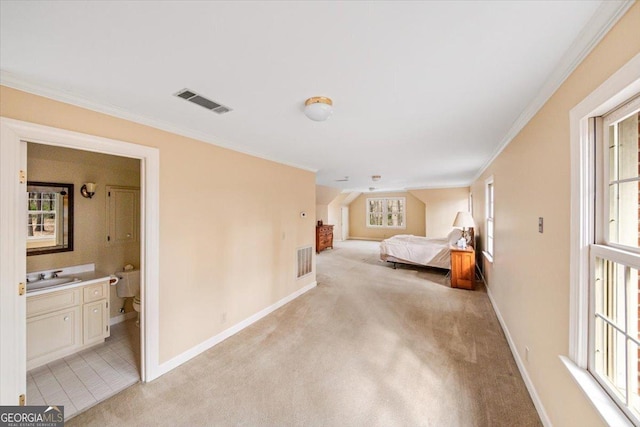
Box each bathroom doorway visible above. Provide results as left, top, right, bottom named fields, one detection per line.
left=25, top=143, right=142, bottom=418
left=0, top=118, right=161, bottom=412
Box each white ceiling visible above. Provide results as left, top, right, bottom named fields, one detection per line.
left=0, top=1, right=624, bottom=192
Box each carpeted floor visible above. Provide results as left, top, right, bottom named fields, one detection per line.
left=67, top=240, right=542, bottom=426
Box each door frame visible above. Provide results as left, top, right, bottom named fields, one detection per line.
left=0, top=117, right=161, bottom=404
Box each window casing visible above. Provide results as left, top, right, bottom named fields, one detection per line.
left=485, top=177, right=494, bottom=258
left=366, top=197, right=406, bottom=228
left=589, top=96, right=640, bottom=423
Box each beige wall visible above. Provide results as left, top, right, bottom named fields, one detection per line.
left=1, top=86, right=316, bottom=364
left=409, top=187, right=470, bottom=238
left=470, top=4, right=640, bottom=426
left=349, top=191, right=425, bottom=240
left=315, top=184, right=341, bottom=225
left=27, top=143, right=141, bottom=319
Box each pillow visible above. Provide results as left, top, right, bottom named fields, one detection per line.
left=447, top=228, right=463, bottom=244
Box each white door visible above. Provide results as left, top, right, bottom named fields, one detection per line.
left=0, top=133, right=27, bottom=404
left=341, top=207, right=349, bottom=241
left=107, top=186, right=140, bottom=245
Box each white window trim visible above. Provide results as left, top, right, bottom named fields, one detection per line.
left=484, top=176, right=494, bottom=263
left=365, top=197, right=407, bottom=229
left=568, top=52, right=640, bottom=426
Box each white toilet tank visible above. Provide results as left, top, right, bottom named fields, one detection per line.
left=116, top=269, right=140, bottom=298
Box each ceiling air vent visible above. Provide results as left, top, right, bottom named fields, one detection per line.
left=174, top=88, right=233, bottom=115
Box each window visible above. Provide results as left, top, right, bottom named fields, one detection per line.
left=366, top=197, right=405, bottom=228
left=589, top=97, right=640, bottom=423
left=485, top=177, right=494, bottom=259
left=27, top=190, right=57, bottom=243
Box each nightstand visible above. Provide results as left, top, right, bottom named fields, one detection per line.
left=450, top=246, right=475, bottom=290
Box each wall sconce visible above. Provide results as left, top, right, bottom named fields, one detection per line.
left=81, top=182, right=96, bottom=199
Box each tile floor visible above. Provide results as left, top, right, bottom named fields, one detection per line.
left=27, top=318, right=140, bottom=419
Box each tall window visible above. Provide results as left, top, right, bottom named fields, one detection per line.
left=366, top=197, right=406, bottom=228
left=485, top=177, right=494, bottom=258
left=590, top=96, right=640, bottom=423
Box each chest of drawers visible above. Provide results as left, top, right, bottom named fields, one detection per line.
left=316, top=225, right=334, bottom=253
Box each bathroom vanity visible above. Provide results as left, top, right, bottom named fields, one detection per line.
left=26, top=266, right=111, bottom=370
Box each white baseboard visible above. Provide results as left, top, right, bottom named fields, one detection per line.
left=155, top=281, right=317, bottom=378
left=110, top=311, right=137, bottom=326
left=486, top=288, right=552, bottom=427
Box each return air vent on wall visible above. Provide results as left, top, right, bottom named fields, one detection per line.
left=297, top=246, right=312, bottom=279
left=174, top=88, right=233, bottom=115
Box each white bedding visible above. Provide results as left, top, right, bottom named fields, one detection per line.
left=379, top=229, right=463, bottom=270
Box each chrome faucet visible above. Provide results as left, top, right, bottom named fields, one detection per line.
left=51, top=270, right=63, bottom=278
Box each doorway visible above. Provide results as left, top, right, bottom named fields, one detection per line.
left=341, top=207, right=349, bottom=241
left=25, top=143, right=142, bottom=417
left=0, top=118, right=161, bottom=406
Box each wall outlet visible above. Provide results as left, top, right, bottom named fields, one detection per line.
left=525, top=346, right=530, bottom=362
left=538, top=217, right=544, bottom=233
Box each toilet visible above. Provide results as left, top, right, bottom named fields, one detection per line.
left=116, top=269, right=141, bottom=326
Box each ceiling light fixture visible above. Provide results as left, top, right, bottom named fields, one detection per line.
left=304, top=97, right=333, bottom=121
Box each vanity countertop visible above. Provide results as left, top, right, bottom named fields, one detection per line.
left=27, top=267, right=112, bottom=297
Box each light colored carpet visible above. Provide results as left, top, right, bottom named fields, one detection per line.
left=67, top=240, right=542, bottom=426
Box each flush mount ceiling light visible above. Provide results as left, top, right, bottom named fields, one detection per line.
left=304, top=97, right=333, bottom=121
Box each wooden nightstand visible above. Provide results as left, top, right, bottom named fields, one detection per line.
left=450, top=246, right=475, bottom=290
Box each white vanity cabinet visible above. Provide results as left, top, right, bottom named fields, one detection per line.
left=27, top=280, right=110, bottom=370
left=83, top=300, right=108, bottom=345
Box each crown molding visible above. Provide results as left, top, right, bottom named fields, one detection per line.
left=406, top=183, right=472, bottom=191
left=0, top=71, right=318, bottom=173
left=471, top=0, right=634, bottom=184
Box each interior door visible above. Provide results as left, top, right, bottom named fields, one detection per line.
left=341, top=207, right=349, bottom=241
left=0, top=131, right=27, bottom=405
left=107, top=186, right=140, bottom=245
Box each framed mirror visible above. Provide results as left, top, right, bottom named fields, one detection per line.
left=27, top=181, right=74, bottom=256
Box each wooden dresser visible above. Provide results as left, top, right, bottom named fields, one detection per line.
left=450, top=246, right=475, bottom=290
left=316, top=225, right=334, bottom=254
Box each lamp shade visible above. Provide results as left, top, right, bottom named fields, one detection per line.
left=452, top=211, right=474, bottom=228
left=304, top=97, right=333, bottom=121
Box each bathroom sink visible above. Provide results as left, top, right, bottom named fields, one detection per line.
left=27, top=276, right=81, bottom=292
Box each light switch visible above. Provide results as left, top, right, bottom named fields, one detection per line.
left=538, top=217, right=544, bottom=233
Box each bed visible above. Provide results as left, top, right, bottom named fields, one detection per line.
left=380, top=229, right=463, bottom=270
